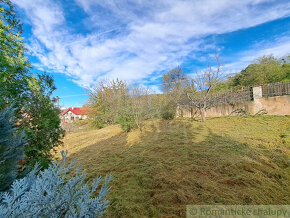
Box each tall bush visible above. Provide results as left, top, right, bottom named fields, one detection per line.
left=22, top=74, right=65, bottom=168
left=88, top=79, right=136, bottom=131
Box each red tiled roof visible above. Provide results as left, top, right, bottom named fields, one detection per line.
left=61, top=107, right=87, bottom=116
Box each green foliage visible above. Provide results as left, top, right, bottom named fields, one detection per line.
left=0, top=0, right=30, bottom=109
left=89, top=79, right=179, bottom=130
left=117, top=93, right=137, bottom=132
left=89, top=79, right=129, bottom=127
left=145, top=94, right=175, bottom=120
left=93, top=116, right=108, bottom=129
left=160, top=97, right=176, bottom=120
left=159, top=66, right=189, bottom=120
left=21, top=74, right=65, bottom=168
left=116, top=113, right=136, bottom=132
left=214, top=80, right=233, bottom=92
left=89, top=79, right=139, bottom=132
left=0, top=105, right=25, bottom=191
left=229, top=55, right=290, bottom=87
left=0, top=0, right=64, bottom=167
left=281, top=56, right=290, bottom=81
left=90, top=91, right=112, bottom=129
left=129, top=86, right=152, bottom=131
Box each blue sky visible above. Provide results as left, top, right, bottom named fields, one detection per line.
left=13, top=0, right=290, bottom=108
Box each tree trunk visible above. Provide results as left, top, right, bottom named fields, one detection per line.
left=163, top=119, right=167, bottom=135
left=200, top=108, right=206, bottom=122
left=190, top=108, right=193, bottom=119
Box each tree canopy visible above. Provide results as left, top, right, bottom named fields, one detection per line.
left=0, top=0, right=31, bottom=109
left=230, top=55, right=290, bottom=87
left=0, top=0, right=64, bottom=168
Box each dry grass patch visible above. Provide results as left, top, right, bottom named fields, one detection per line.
left=59, top=116, right=290, bottom=217
left=55, top=125, right=122, bottom=158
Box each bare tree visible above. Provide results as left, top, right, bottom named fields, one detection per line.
left=130, top=86, right=152, bottom=131
left=185, top=54, right=222, bottom=122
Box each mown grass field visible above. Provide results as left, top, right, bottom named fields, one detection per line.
left=57, top=116, right=290, bottom=217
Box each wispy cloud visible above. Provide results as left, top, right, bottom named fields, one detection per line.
left=222, top=36, right=290, bottom=74
left=14, top=0, right=290, bottom=88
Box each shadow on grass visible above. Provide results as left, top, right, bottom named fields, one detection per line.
left=67, top=119, right=290, bottom=217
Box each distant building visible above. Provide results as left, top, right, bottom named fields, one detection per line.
left=60, top=107, right=88, bottom=123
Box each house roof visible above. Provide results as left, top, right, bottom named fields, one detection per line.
left=61, top=107, right=87, bottom=116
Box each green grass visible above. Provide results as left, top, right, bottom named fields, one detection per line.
left=60, top=116, right=290, bottom=217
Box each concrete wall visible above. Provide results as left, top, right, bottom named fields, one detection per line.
left=252, top=95, right=290, bottom=115
left=178, top=94, right=290, bottom=118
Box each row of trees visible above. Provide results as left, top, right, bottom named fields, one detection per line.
left=88, top=54, right=290, bottom=126
left=87, top=79, right=176, bottom=132
left=87, top=53, right=220, bottom=126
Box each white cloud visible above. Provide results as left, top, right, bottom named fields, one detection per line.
left=13, top=0, right=290, bottom=88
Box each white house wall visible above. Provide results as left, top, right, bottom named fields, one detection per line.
left=61, top=111, right=88, bottom=123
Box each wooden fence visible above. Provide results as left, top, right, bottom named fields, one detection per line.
left=262, top=81, right=290, bottom=97
left=208, top=87, right=252, bottom=106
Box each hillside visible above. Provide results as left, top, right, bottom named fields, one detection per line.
left=58, top=116, right=290, bottom=217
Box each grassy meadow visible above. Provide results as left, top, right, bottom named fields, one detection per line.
left=57, top=116, right=290, bottom=217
